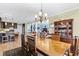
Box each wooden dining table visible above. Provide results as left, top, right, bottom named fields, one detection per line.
left=36, top=37, right=71, bottom=56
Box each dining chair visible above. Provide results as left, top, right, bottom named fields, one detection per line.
left=64, top=49, right=73, bottom=56
left=71, top=36, right=79, bottom=56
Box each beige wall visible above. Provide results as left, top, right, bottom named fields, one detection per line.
left=49, top=9, right=79, bottom=37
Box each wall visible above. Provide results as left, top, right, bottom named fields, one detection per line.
left=14, top=24, right=22, bottom=34
left=49, top=8, right=79, bottom=37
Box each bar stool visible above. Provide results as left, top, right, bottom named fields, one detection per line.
left=7, top=31, right=14, bottom=42
left=2, top=33, right=8, bottom=43
left=0, top=33, right=2, bottom=43
left=9, top=33, right=15, bottom=42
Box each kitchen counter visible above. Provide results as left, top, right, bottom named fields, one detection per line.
left=36, top=37, right=71, bottom=56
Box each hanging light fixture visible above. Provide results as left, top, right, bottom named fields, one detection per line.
left=5, top=22, right=7, bottom=25
left=35, top=3, right=48, bottom=23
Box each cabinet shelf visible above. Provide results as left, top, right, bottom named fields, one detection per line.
left=54, top=19, right=73, bottom=43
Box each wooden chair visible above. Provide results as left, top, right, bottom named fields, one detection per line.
left=27, top=36, right=37, bottom=56
left=64, top=49, right=73, bottom=56
left=72, top=36, right=78, bottom=56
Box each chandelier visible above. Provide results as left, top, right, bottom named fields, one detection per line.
left=35, top=3, right=48, bottom=23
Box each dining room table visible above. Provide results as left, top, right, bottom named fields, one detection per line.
left=36, top=37, right=71, bottom=56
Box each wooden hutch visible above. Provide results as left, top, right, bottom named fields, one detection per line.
left=54, top=19, right=73, bottom=43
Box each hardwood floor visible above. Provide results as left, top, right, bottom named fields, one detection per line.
left=0, top=35, right=21, bottom=56
left=0, top=35, right=79, bottom=56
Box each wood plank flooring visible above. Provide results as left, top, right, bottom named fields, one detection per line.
left=0, top=35, right=21, bottom=56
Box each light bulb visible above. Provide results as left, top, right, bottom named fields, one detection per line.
left=44, top=13, right=47, bottom=17
left=35, top=15, right=38, bottom=18
left=5, top=22, right=7, bottom=25
left=12, top=23, right=14, bottom=26
left=39, top=11, right=42, bottom=16
left=47, top=19, right=49, bottom=22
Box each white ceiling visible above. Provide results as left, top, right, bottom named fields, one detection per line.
left=0, top=3, right=79, bottom=23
